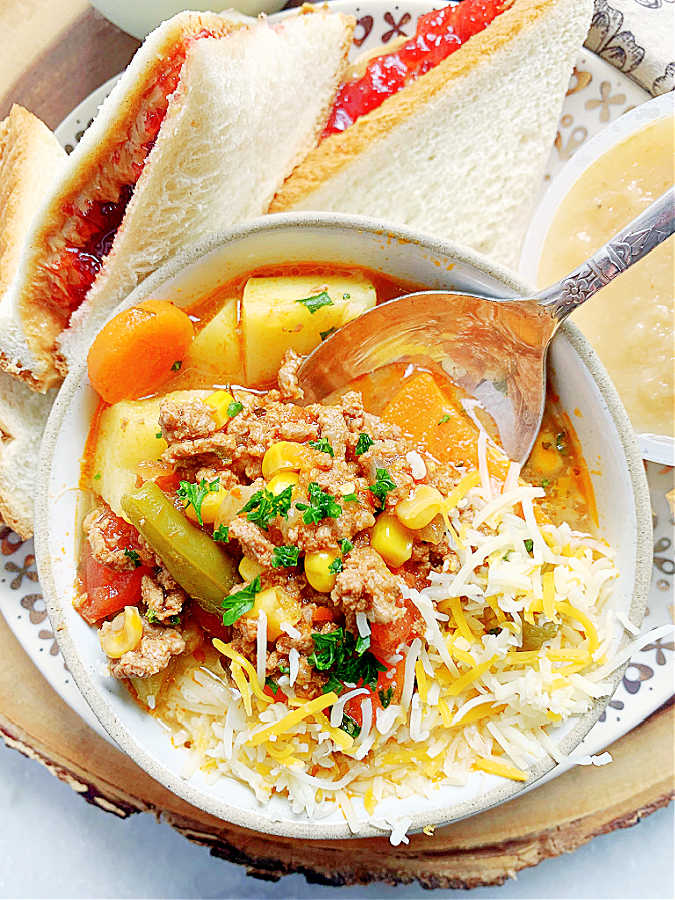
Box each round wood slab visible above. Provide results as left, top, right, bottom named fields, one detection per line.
left=0, top=4, right=673, bottom=888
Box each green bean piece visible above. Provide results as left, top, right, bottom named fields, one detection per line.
left=121, top=482, right=238, bottom=615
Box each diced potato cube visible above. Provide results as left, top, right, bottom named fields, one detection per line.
left=92, top=390, right=206, bottom=520
left=184, top=297, right=243, bottom=384
left=242, top=274, right=376, bottom=385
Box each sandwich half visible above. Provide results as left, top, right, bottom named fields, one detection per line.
left=3, top=8, right=354, bottom=390
left=271, top=0, right=593, bottom=269
left=0, top=106, right=63, bottom=537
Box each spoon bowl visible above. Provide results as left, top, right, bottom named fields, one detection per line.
left=298, top=189, right=674, bottom=464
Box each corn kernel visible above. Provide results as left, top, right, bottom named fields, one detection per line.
left=262, top=441, right=308, bottom=479
left=239, top=556, right=263, bottom=582
left=396, top=484, right=444, bottom=530
left=185, top=486, right=229, bottom=525
left=205, top=390, right=236, bottom=428
left=304, top=549, right=340, bottom=593
left=267, top=471, right=300, bottom=496
left=99, top=606, right=143, bottom=658
left=246, top=586, right=302, bottom=641
left=371, top=514, right=413, bottom=567
left=528, top=436, right=563, bottom=477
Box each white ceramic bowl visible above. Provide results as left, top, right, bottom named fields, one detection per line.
left=89, top=0, right=285, bottom=40
left=520, top=92, right=674, bottom=466
left=36, top=214, right=651, bottom=839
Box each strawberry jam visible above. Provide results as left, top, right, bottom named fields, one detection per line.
left=324, top=0, right=509, bottom=136
left=50, top=28, right=219, bottom=317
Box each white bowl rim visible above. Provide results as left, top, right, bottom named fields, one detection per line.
left=519, top=92, right=674, bottom=465
left=36, top=211, right=652, bottom=840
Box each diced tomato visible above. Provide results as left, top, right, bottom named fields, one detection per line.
left=77, top=543, right=150, bottom=624
left=311, top=606, right=337, bottom=625
left=370, top=598, right=418, bottom=658
left=191, top=603, right=231, bottom=642
left=324, top=0, right=509, bottom=136
left=343, top=656, right=407, bottom=727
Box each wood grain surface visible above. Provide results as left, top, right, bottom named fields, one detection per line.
left=0, top=3, right=672, bottom=888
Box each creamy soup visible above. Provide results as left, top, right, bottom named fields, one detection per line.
left=538, top=116, right=674, bottom=437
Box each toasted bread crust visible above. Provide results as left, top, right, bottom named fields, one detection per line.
left=271, top=0, right=563, bottom=212
left=15, top=12, right=244, bottom=388
left=0, top=105, right=67, bottom=391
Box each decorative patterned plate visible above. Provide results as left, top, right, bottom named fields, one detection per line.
left=2, top=7, right=672, bottom=765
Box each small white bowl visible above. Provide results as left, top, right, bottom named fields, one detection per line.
left=36, top=213, right=651, bottom=839
left=520, top=92, right=674, bottom=466
left=90, top=0, right=285, bottom=40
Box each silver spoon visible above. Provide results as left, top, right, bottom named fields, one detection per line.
left=297, top=188, right=674, bottom=464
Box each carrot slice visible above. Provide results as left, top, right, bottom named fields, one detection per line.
left=87, top=299, right=194, bottom=403
left=382, top=371, right=509, bottom=478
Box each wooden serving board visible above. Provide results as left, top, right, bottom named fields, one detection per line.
left=0, top=4, right=673, bottom=889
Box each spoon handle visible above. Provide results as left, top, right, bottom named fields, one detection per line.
left=535, top=187, right=674, bottom=321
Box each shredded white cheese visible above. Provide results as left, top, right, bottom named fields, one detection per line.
left=288, top=648, right=300, bottom=687
left=256, top=611, right=267, bottom=687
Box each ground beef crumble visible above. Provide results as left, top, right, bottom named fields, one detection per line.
left=84, top=351, right=465, bottom=696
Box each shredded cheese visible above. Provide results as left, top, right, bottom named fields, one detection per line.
left=247, top=692, right=339, bottom=747
left=474, top=756, right=528, bottom=782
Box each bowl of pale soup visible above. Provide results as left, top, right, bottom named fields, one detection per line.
left=520, top=93, right=674, bottom=465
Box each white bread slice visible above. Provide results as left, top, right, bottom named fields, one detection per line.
left=0, top=373, right=55, bottom=537
left=271, top=0, right=593, bottom=270
left=59, top=10, right=354, bottom=371
left=1, top=11, right=247, bottom=393
left=0, top=106, right=63, bottom=536
left=0, top=105, right=67, bottom=389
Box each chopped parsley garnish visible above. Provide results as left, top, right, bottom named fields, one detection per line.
left=265, top=677, right=280, bottom=696
left=93, top=472, right=102, bottom=480
left=295, top=482, right=342, bottom=525
left=227, top=400, right=244, bottom=418
left=145, top=610, right=159, bottom=624
left=340, top=713, right=361, bottom=738
left=524, top=539, right=534, bottom=553
left=378, top=686, right=394, bottom=709
left=295, top=290, right=334, bottom=314
left=555, top=432, right=567, bottom=453
left=320, top=327, right=337, bottom=341
left=240, top=485, right=293, bottom=531
left=171, top=360, right=182, bottom=371
left=541, top=478, right=550, bottom=488
left=340, top=538, right=353, bottom=554
left=124, top=547, right=141, bottom=568
left=169, top=614, right=181, bottom=626
left=155, top=432, right=163, bottom=439
left=309, top=437, right=334, bottom=457
left=328, top=557, right=343, bottom=574
left=368, top=468, right=396, bottom=511
left=342, top=492, right=360, bottom=504
left=354, top=433, right=374, bottom=456
left=278, top=662, right=290, bottom=676
left=221, top=576, right=260, bottom=626
left=324, top=674, right=344, bottom=695
left=309, top=627, right=385, bottom=693
left=272, top=545, right=300, bottom=568
left=342, top=293, right=351, bottom=300
left=487, top=627, right=501, bottom=636
left=213, top=525, right=229, bottom=543
left=438, top=414, right=452, bottom=425
left=177, top=477, right=220, bottom=526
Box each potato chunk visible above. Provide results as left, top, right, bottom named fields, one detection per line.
left=242, top=274, right=376, bottom=385
left=91, top=390, right=205, bottom=519
left=184, top=297, right=243, bottom=384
